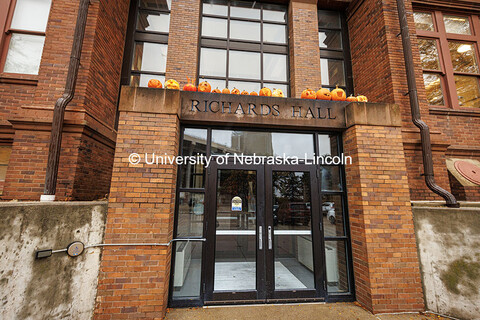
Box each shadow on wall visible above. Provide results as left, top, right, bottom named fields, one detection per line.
left=0, top=201, right=107, bottom=320
left=413, top=202, right=480, bottom=320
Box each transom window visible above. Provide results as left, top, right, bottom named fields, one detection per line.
left=414, top=11, right=480, bottom=108
left=200, top=0, right=289, bottom=96
left=1, top=0, right=52, bottom=75
left=129, top=0, right=171, bottom=87
left=318, top=10, right=353, bottom=94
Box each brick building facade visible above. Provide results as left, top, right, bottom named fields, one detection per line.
left=1, top=0, right=479, bottom=319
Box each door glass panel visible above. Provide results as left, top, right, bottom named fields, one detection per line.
left=423, top=73, right=445, bottom=106
left=273, top=171, right=315, bottom=290
left=413, top=12, right=434, bottom=31
left=321, top=166, right=342, bottom=191
left=181, top=128, right=207, bottom=188
left=318, top=134, right=339, bottom=157
left=325, top=240, right=349, bottom=293
left=444, top=15, right=471, bottom=35
left=418, top=39, right=440, bottom=71
left=172, top=241, right=203, bottom=298
left=449, top=42, right=478, bottom=74
left=322, top=194, right=344, bottom=237
left=320, top=59, right=345, bottom=86
left=214, top=170, right=257, bottom=291
left=177, top=192, right=204, bottom=237
left=454, top=75, right=480, bottom=108
left=211, top=130, right=314, bottom=158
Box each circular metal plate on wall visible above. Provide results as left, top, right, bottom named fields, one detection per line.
left=67, top=241, right=85, bottom=257
left=454, top=160, right=480, bottom=185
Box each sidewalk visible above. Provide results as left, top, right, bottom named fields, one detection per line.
left=165, top=302, right=451, bottom=320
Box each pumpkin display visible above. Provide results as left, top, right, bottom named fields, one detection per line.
left=183, top=78, right=197, bottom=91
left=316, top=88, right=331, bottom=100
left=250, top=91, right=258, bottom=96
left=165, top=79, right=180, bottom=90
left=346, top=95, right=358, bottom=102
left=357, top=95, right=368, bottom=102
left=212, top=87, right=221, bottom=93
left=331, top=85, right=346, bottom=101
left=259, top=87, right=272, bottom=97
left=301, top=88, right=316, bottom=99
left=222, top=88, right=230, bottom=94
left=231, top=88, right=240, bottom=95
left=272, top=88, right=284, bottom=97
left=241, top=90, right=249, bottom=95
left=147, top=79, right=162, bottom=88
left=198, top=81, right=211, bottom=93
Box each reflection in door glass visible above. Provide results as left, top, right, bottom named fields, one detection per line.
left=273, top=171, right=315, bottom=290
left=214, top=170, right=257, bottom=291
left=325, top=240, right=349, bottom=293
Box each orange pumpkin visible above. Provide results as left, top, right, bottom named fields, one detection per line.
left=147, top=79, right=163, bottom=88
left=346, top=95, right=358, bottom=102
left=231, top=88, right=240, bottom=95
left=316, top=88, right=331, bottom=100
left=183, top=77, right=197, bottom=91
left=301, top=88, right=316, bottom=99
left=212, top=87, right=221, bottom=93
left=272, top=88, right=284, bottom=97
left=165, top=79, right=180, bottom=90
left=241, top=90, right=249, bottom=95
left=222, top=88, right=230, bottom=94
left=198, top=81, right=211, bottom=93
left=259, top=87, right=272, bottom=97
left=357, top=95, right=368, bottom=102
left=250, top=91, right=258, bottom=96
left=331, top=86, right=346, bottom=101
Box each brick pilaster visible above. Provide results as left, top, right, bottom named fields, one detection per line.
left=343, top=103, right=425, bottom=313
left=288, top=0, right=322, bottom=98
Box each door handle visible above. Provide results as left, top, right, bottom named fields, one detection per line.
left=259, top=226, right=263, bottom=250
left=268, top=226, right=272, bottom=250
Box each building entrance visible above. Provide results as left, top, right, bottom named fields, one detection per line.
left=170, top=127, right=353, bottom=306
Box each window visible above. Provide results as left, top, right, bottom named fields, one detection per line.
left=200, top=0, right=289, bottom=96
left=1, top=0, right=52, bottom=75
left=414, top=11, right=480, bottom=108
left=129, top=0, right=171, bottom=87
left=0, top=146, right=12, bottom=195
left=318, top=10, right=353, bottom=95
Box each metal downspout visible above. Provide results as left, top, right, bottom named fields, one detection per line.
left=41, top=0, right=90, bottom=201
left=395, top=0, right=459, bottom=207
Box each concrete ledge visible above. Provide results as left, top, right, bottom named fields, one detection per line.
left=345, top=102, right=401, bottom=128
left=119, top=86, right=181, bottom=115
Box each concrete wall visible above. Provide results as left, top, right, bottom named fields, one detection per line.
left=0, top=201, right=107, bottom=320
left=413, top=202, right=480, bottom=320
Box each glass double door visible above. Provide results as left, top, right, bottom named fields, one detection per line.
left=204, top=162, right=326, bottom=303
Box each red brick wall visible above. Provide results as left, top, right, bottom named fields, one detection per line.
left=343, top=124, right=424, bottom=313
left=288, top=0, right=322, bottom=98
left=94, top=111, right=179, bottom=319
left=166, top=0, right=201, bottom=88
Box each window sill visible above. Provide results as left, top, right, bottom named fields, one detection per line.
left=429, top=106, right=480, bottom=118
left=0, top=73, right=38, bottom=86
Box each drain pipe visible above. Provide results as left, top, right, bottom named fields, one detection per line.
left=395, top=0, right=459, bottom=208
left=41, top=0, right=90, bottom=202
